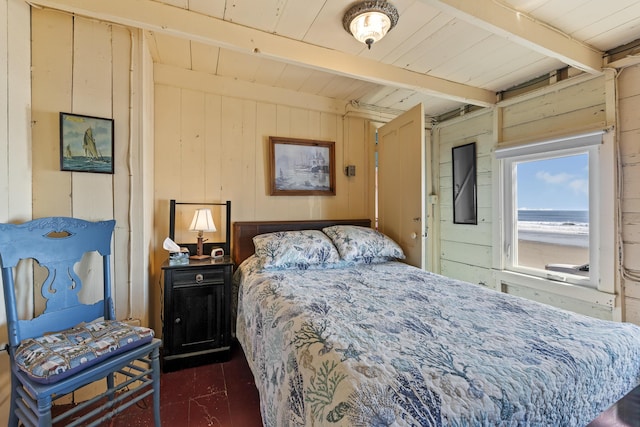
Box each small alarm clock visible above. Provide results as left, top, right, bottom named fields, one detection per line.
left=211, top=247, right=224, bottom=259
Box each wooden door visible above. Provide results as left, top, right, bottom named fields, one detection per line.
left=377, top=104, right=426, bottom=268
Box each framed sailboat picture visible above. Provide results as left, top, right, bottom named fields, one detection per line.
left=60, top=112, right=114, bottom=174
left=269, top=136, right=336, bottom=196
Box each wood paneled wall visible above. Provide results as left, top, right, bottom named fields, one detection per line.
left=0, top=1, right=31, bottom=422
left=0, top=9, right=153, bottom=419
left=433, top=73, right=640, bottom=322
left=618, top=65, right=640, bottom=324
left=436, top=112, right=494, bottom=286
left=30, top=9, right=149, bottom=322
left=498, top=75, right=615, bottom=319
left=152, top=65, right=374, bottom=332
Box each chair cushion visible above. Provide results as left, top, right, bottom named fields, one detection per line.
left=14, top=320, right=155, bottom=384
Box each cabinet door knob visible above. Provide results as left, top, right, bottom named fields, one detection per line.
left=175, top=317, right=181, bottom=324
left=195, top=273, right=204, bottom=283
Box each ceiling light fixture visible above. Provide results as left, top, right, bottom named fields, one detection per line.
left=343, top=1, right=399, bottom=50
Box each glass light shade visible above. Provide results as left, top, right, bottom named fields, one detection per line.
left=343, top=1, right=398, bottom=49
left=189, top=208, right=217, bottom=232
left=349, top=11, right=391, bottom=47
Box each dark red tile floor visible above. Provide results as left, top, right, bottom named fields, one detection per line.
left=112, top=343, right=262, bottom=426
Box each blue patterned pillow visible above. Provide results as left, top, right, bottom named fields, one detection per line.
left=14, top=320, right=154, bottom=384
left=253, top=230, right=341, bottom=269
left=322, top=225, right=405, bottom=263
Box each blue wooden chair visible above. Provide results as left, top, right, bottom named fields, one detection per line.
left=0, top=217, right=161, bottom=426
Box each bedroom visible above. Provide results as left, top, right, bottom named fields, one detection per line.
left=1, top=0, right=640, bottom=424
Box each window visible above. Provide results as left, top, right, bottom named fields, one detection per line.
left=497, top=131, right=605, bottom=289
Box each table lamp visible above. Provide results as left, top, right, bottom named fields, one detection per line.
left=189, top=208, right=216, bottom=259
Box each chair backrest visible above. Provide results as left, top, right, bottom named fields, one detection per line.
left=0, top=217, right=116, bottom=348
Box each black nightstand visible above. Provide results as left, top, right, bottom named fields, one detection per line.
left=160, top=256, right=234, bottom=372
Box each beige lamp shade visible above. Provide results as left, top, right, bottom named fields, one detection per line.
left=189, top=208, right=217, bottom=233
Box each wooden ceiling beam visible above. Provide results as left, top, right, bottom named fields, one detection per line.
left=29, top=0, right=496, bottom=108
left=419, top=0, right=603, bottom=74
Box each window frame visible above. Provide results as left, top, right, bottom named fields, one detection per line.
left=501, top=145, right=598, bottom=287
left=494, top=129, right=616, bottom=306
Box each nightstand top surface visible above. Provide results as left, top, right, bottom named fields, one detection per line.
left=161, top=255, right=234, bottom=269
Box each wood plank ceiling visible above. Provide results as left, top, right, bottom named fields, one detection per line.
left=30, top=0, right=640, bottom=119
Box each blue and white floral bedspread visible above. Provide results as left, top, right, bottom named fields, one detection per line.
left=234, top=258, right=640, bottom=426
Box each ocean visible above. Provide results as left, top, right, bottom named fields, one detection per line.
left=518, top=210, right=589, bottom=247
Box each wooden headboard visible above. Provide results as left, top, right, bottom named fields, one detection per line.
left=232, top=219, right=371, bottom=265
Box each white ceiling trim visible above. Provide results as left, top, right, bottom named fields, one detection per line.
left=420, top=0, right=604, bottom=74
left=29, top=0, right=496, bottom=108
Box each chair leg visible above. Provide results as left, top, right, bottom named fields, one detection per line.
left=36, top=395, right=53, bottom=427
left=107, top=371, right=115, bottom=400
left=8, top=370, right=18, bottom=427
left=151, top=347, right=161, bottom=426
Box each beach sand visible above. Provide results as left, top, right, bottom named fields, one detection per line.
left=518, top=240, right=588, bottom=271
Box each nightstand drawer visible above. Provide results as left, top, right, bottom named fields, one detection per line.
left=171, top=269, right=225, bottom=285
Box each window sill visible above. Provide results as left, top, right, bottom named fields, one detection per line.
left=493, top=269, right=616, bottom=309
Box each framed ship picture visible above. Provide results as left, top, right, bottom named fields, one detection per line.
left=269, top=136, right=336, bottom=196
left=60, top=112, right=114, bottom=174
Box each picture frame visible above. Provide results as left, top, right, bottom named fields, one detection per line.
left=452, top=142, right=477, bottom=224
left=60, top=112, right=114, bottom=174
left=269, top=136, right=336, bottom=196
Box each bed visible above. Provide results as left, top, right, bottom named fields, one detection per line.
left=232, top=219, right=640, bottom=426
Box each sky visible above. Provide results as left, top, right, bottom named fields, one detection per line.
left=516, top=153, right=589, bottom=210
